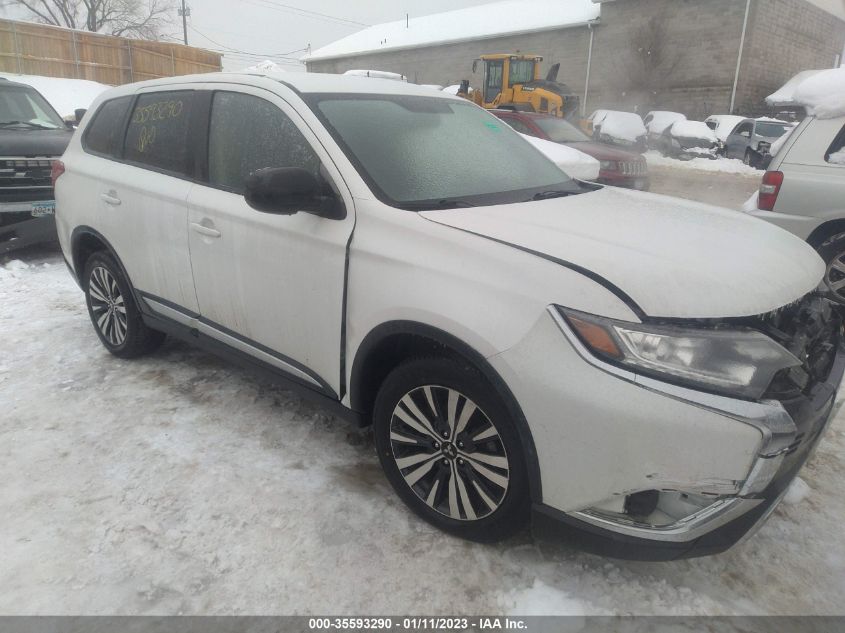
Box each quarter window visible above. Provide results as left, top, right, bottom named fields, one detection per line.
left=82, top=96, right=133, bottom=157
left=826, top=125, right=845, bottom=166
left=207, top=91, right=320, bottom=194
left=124, top=91, right=195, bottom=175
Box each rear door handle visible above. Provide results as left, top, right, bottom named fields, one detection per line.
left=100, top=192, right=121, bottom=206
left=190, top=222, right=221, bottom=238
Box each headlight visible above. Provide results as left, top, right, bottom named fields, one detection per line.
left=599, top=160, right=617, bottom=171
left=559, top=307, right=801, bottom=399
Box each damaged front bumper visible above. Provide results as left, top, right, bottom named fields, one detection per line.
left=531, top=306, right=845, bottom=560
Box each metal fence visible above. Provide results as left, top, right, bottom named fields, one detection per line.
left=0, top=18, right=221, bottom=85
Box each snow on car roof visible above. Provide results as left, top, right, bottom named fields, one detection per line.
left=0, top=71, right=109, bottom=117
left=303, top=0, right=600, bottom=61
left=793, top=67, right=845, bottom=119
left=765, top=69, right=826, bottom=106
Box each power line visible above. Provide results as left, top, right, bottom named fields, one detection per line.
left=188, top=25, right=308, bottom=60
left=242, top=0, right=369, bottom=28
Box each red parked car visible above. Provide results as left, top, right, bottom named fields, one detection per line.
left=493, top=110, right=650, bottom=190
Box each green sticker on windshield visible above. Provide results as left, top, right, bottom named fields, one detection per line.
left=484, top=121, right=501, bottom=132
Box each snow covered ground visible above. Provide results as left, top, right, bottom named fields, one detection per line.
left=644, top=151, right=762, bottom=176
left=1, top=249, right=844, bottom=616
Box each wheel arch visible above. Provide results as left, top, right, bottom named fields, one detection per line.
left=70, top=227, right=141, bottom=301
left=350, top=320, right=542, bottom=502
left=806, top=219, right=845, bottom=249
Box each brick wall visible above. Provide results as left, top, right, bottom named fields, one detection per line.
left=306, top=0, right=844, bottom=120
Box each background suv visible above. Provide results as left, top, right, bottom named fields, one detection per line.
left=746, top=111, right=845, bottom=301
left=0, top=78, right=73, bottom=254
left=725, top=117, right=795, bottom=168
left=54, top=72, right=842, bottom=560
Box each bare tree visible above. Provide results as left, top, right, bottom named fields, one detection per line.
left=10, top=0, right=174, bottom=39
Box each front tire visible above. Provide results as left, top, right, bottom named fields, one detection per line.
left=373, top=357, right=529, bottom=542
left=83, top=252, right=165, bottom=358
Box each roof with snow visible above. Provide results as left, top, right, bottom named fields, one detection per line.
left=303, top=0, right=601, bottom=62
left=765, top=69, right=825, bottom=106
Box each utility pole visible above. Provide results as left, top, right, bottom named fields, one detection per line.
left=178, top=0, right=190, bottom=45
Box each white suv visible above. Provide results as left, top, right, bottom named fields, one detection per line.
left=55, top=72, right=843, bottom=560
left=745, top=113, right=845, bottom=301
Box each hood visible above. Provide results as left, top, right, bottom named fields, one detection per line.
left=0, top=127, right=73, bottom=157
left=565, top=141, right=642, bottom=162
left=420, top=187, right=824, bottom=320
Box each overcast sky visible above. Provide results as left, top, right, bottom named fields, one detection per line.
left=0, top=0, right=500, bottom=71
left=163, top=0, right=500, bottom=71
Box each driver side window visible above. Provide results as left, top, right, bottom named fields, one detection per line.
left=207, top=91, right=320, bottom=194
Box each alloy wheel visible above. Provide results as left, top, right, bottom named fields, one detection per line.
left=88, top=266, right=128, bottom=346
left=389, top=385, right=509, bottom=521
left=825, top=252, right=845, bottom=302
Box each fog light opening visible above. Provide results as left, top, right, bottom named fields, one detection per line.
left=589, top=490, right=728, bottom=529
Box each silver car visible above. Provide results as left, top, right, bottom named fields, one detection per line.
left=725, top=117, right=795, bottom=168
left=746, top=113, right=845, bottom=300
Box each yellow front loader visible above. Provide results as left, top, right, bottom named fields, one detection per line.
left=458, top=54, right=580, bottom=119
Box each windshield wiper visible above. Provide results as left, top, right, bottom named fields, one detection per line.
left=530, top=189, right=578, bottom=201
left=401, top=199, right=476, bottom=211
left=0, top=120, right=54, bottom=130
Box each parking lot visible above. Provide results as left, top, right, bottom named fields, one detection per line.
left=2, top=164, right=844, bottom=616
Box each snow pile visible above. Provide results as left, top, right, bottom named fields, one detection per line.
left=597, top=111, right=646, bottom=142
left=343, top=69, right=407, bottom=82
left=521, top=133, right=600, bottom=180
left=0, top=259, right=31, bottom=282
left=706, top=115, right=747, bottom=142
left=498, top=579, right=590, bottom=616
left=670, top=120, right=717, bottom=144
left=0, top=72, right=110, bottom=117
left=442, top=84, right=468, bottom=95
left=793, top=67, right=845, bottom=119
left=783, top=476, right=812, bottom=505
left=766, top=69, right=825, bottom=106
left=243, top=60, right=286, bottom=73
left=305, top=0, right=600, bottom=60
left=646, top=111, right=686, bottom=135
left=418, top=84, right=444, bottom=91
left=645, top=151, right=760, bottom=175
left=742, top=191, right=760, bottom=212
left=829, top=149, right=845, bottom=165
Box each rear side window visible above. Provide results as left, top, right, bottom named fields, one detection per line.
left=207, top=91, right=320, bottom=194
left=83, top=96, right=132, bottom=157
left=124, top=91, right=195, bottom=175
left=502, top=117, right=533, bottom=135
left=826, top=125, right=845, bottom=166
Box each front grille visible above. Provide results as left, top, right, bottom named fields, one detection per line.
left=753, top=294, right=842, bottom=400
left=0, top=158, right=54, bottom=200
left=619, top=161, right=647, bottom=177
left=0, top=211, right=32, bottom=228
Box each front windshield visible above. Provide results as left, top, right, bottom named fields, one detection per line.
left=756, top=122, right=790, bottom=138
left=0, top=86, right=65, bottom=129
left=534, top=117, right=591, bottom=143
left=310, top=95, right=575, bottom=209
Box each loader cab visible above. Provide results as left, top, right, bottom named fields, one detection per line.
left=473, top=54, right=541, bottom=107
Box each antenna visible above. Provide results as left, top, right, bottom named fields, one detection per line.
left=406, top=13, right=409, bottom=28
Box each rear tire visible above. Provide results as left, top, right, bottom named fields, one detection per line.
left=83, top=252, right=165, bottom=358
left=373, top=357, right=530, bottom=542
left=817, top=232, right=845, bottom=303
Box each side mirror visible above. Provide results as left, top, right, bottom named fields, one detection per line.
left=740, top=130, right=751, bottom=138
left=244, top=167, right=343, bottom=219
left=74, top=108, right=86, bottom=125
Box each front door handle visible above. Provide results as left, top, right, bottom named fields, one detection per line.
left=190, top=222, right=221, bottom=238
left=101, top=192, right=122, bottom=206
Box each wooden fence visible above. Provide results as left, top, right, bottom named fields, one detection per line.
left=0, top=18, right=222, bottom=85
